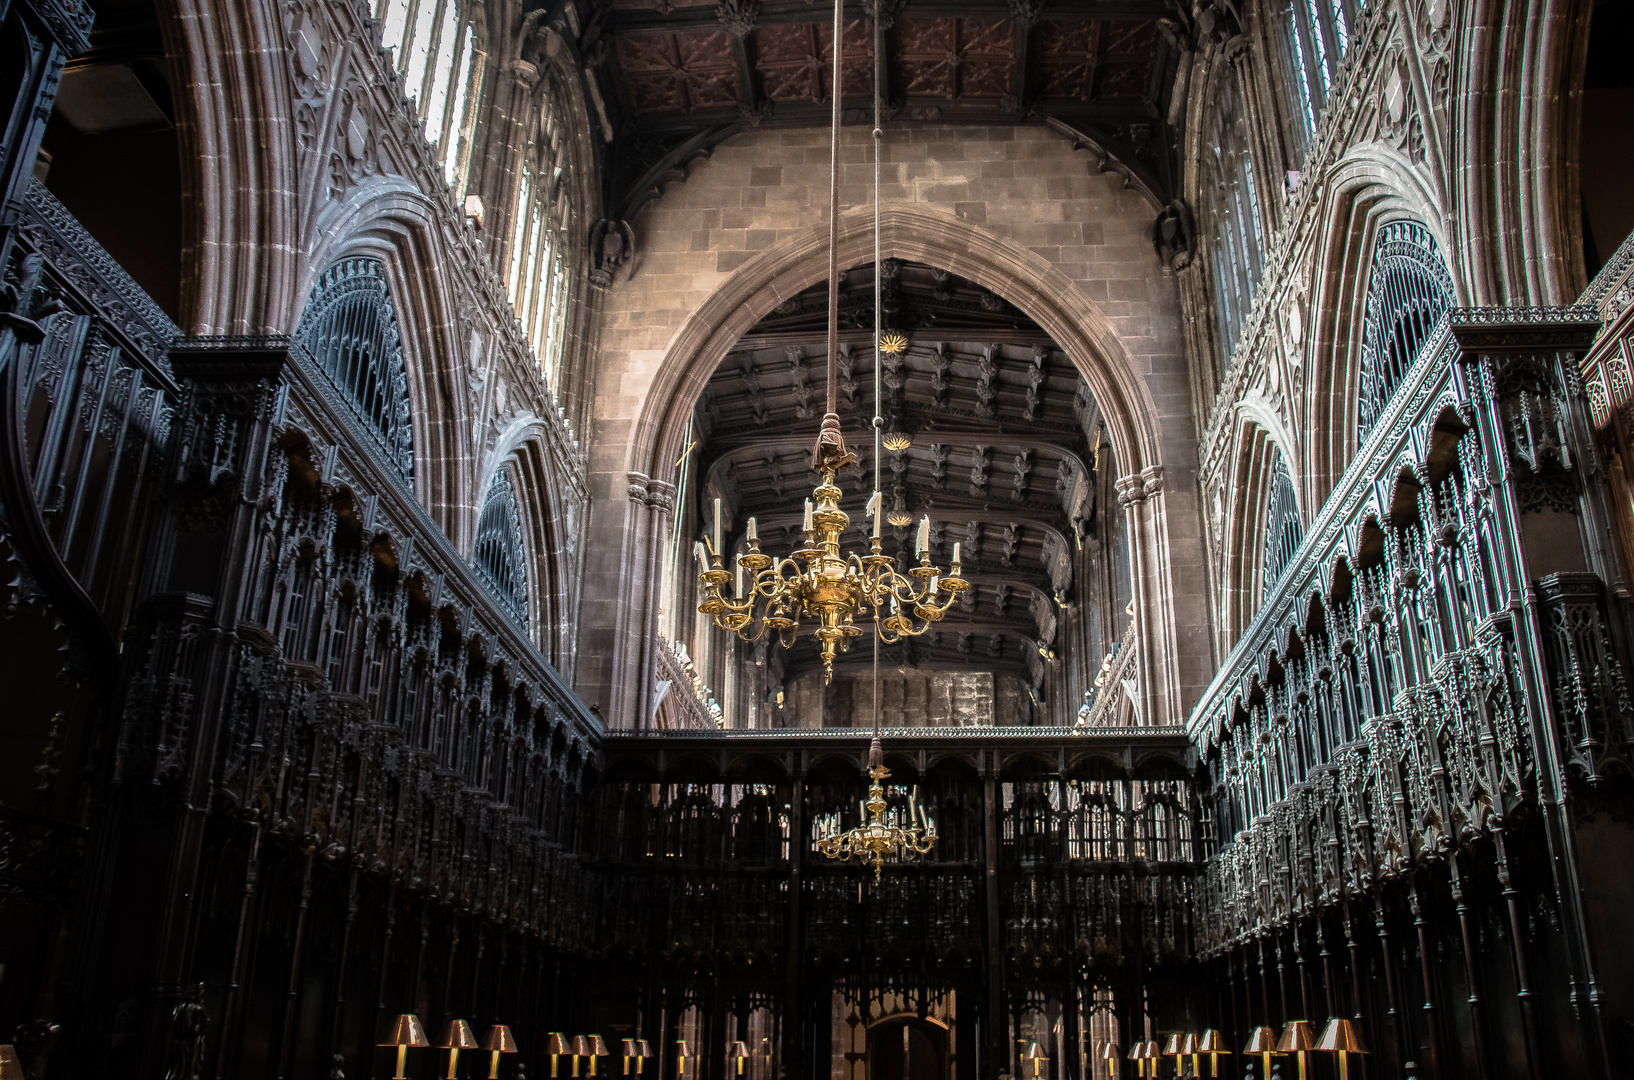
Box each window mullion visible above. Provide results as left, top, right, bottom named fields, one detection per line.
left=1291, top=0, right=1327, bottom=120
left=1311, top=0, right=1344, bottom=83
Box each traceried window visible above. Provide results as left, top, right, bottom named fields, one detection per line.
left=1279, top=0, right=1357, bottom=161
left=295, top=259, right=415, bottom=483
left=508, top=154, right=574, bottom=391
left=1204, top=63, right=1265, bottom=371
left=376, top=0, right=487, bottom=188
left=474, top=465, right=530, bottom=631
left=1356, top=221, right=1454, bottom=442
left=1261, top=445, right=1302, bottom=602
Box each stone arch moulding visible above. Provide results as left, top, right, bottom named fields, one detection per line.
left=599, top=202, right=1203, bottom=732
left=1300, top=148, right=1459, bottom=506
left=1219, top=412, right=1294, bottom=654
left=303, top=179, right=479, bottom=547
left=161, top=0, right=299, bottom=336
left=483, top=416, right=586, bottom=678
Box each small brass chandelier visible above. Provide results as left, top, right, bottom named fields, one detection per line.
left=694, top=0, right=965, bottom=684
left=814, top=737, right=938, bottom=881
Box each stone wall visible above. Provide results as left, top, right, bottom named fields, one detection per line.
left=578, top=122, right=1212, bottom=728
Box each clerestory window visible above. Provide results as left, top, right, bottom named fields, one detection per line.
left=376, top=0, right=487, bottom=188
left=508, top=156, right=573, bottom=392
left=1278, top=0, right=1358, bottom=162
left=1205, top=63, right=1265, bottom=373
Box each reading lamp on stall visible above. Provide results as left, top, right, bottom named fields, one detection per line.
left=436, top=1021, right=478, bottom=1080
left=1316, top=1018, right=1369, bottom=1080
left=1243, top=1027, right=1279, bottom=1080
left=480, top=1025, right=519, bottom=1080
left=1196, top=1030, right=1230, bottom=1078
left=1098, top=1040, right=1121, bottom=1080
left=1160, top=1034, right=1183, bottom=1077
left=379, top=1014, right=431, bottom=1080
left=1276, top=1021, right=1317, bottom=1080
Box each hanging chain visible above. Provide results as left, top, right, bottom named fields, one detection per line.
left=872, top=0, right=884, bottom=743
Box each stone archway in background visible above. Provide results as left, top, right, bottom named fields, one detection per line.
left=583, top=203, right=1208, bottom=732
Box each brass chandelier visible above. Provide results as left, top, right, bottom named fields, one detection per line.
left=814, top=751, right=937, bottom=881
left=696, top=0, right=938, bottom=878
left=693, top=0, right=964, bottom=685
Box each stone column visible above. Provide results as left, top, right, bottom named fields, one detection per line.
left=1117, top=465, right=1181, bottom=725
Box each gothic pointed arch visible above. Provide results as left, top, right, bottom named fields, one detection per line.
left=474, top=463, right=531, bottom=632
left=1219, top=413, right=1301, bottom=650
left=584, top=202, right=1206, bottom=731
left=294, top=257, right=416, bottom=484
left=1298, top=154, right=1459, bottom=500
left=481, top=419, right=586, bottom=677
left=1261, top=447, right=1303, bottom=601
left=1355, top=220, right=1454, bottom=444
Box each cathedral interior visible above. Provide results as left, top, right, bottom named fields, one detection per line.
left=1, top=0, right=1633, bottom=1074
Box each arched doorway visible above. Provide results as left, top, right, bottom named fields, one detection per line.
left=868, top=1017, right=946, bottom=1080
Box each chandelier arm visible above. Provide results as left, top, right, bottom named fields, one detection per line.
left=724, top=615, right=773, bottom=644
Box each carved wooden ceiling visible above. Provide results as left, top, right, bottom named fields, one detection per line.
left=688, top=260, right=1110, bottom=688
left=583, top=0, right=1188, bottom=221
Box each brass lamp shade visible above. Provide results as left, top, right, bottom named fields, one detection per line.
left=1196, top=1031, right=1230, bottom=1054
left=0, top=1047, right=24, bottom=1080
left=1099, top=1042, right=1122, bottom=1058
left=380, top=1014, right=432, bottom=1047
left=583, top=1035, right=610, bottom=1077
left=1181, top=1034, right=1198, bottom=1056
left=549, top=1033, right=570, bottom=1056
left=439, top=1021, right=479, bottom=1049
left=676, top=1041, right=691, bottom=1057
left=1242, top=1027, right=1279, bottom=1054
left=1316, top=1019, right=1369, bottom=1054
left=1126, top=1044, right=1143, bottom=1061
left=637, top=1041, right=654, bottom=1058
left=477, top=1023, right=518, bottom=1080
left=574, top=1036, right=594, bottom=1058
left=731, top=1041, right=750, bottom=1057
left=1276, top=1021, right=1317, bottom=1054
left=623, top=1040, right=639, bottom=1058
left=1024, top=1042, right=1048, bottom=1059
left=1144, top=1041, right=1161, bottom=1059
left=1161, top=1034, right=1183, bottom=1056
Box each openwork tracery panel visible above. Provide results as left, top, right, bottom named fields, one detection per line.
left=1356, top=221, right=1454, bottom=442
left=475, top=465, right=531, bottom=631
left=294, top=258, right=415, bottom=483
